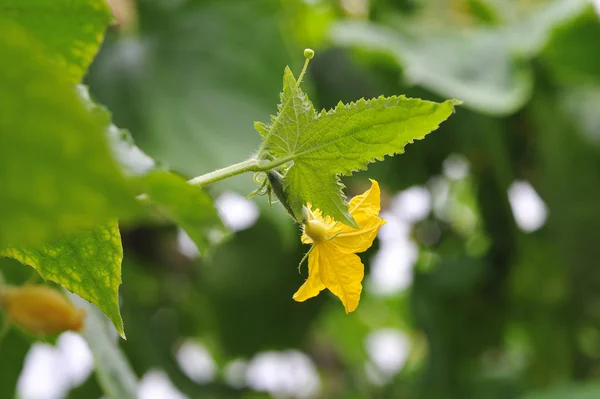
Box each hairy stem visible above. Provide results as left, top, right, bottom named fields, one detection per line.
left=134, top=157, right=290, bottom=205
left=187, top=157, right=289, bottom=188
left=188, top=158, right=260, bottom=187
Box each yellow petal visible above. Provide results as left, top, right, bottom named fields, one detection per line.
left=317, top=243, right=364, bottom=313
left=293, top=246, right=325, bottom=302
left=331, top=179, right=385, bottom=253
left=301, top=232, right=313, bottom=245
left=348, top=179, right=381, bottom=216
left=332, top=216, right=385, bottom=254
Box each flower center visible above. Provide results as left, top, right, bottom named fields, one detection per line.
left=304, top=219, right=329, bottom=242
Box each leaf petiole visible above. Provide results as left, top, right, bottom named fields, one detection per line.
left=187, top=157, right=291, bottom=188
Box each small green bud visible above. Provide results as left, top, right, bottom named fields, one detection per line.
left=304, top=48, right=315, bottom=60
left=267, top=171, right=298, bottom=222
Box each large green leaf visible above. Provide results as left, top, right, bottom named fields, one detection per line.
left=136, top=171, right=228, bottom=255
left=0, top=0, right=112, bottom=82
left=78, top=85, right=157, bottom=177
left=259, top=67, right=458, bottom=227
left=0, top=221, right=126, bottom=337
left=0, top=21, right=137, bottom=248
left=542, top=8, right=600, bottom=84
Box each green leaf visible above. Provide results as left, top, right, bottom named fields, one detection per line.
left=0, top=221, right=126, bottom=338
left=78, top=85, right=157, bottom=177
left=0, top=21, right=138, bottom=248
left=260, top=66, right=315, bottom=148
left=259, top=67, right=459, bottom=227
left=0, top=0, right=112, bottom=82
left=71, top=295, right=138, bottom=399
left=136, top=171, right=228, bottom=255
left=107, top=124, right=157, bottom=177
left=542, top=8, right=600, bottom=84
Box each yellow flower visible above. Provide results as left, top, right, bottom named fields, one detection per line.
left=293, top=180, right=385, bottom=313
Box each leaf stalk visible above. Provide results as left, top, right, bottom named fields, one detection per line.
left=187, top=157, right=290, bottom=188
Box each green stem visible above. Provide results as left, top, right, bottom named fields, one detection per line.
left=188, top=158, right=260, bottom=187
left=187, top=157, right=289, bottom=188
left=135, top=157, right=290, bottom=202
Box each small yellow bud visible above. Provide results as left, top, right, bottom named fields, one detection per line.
left=0, top=285, right=86, bottom=335
left=304, top=48, right=315, bottom=60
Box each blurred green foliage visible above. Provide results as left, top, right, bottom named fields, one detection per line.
left=2, top=0, right=600, bottom=398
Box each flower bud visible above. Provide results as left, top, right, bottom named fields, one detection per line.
left=0, top=285, right=86, bottom=335
left=267, top=171, right=298, bottom=222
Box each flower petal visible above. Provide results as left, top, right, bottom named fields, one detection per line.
left=331, top=180, right=385, bottom=253
left=293, top=246, right=325, bottom=302
left=331, top=216, right=385, bottom=254
left=301, top=232, right=313, bottom=245
left=349, top=179, right=381, bottom=216
left=318, top=243, right=364, bottom=313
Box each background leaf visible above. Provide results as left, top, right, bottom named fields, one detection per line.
left=0, top=221, right=126, bottom=337
left=542, top=8, right=600, bottom=84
